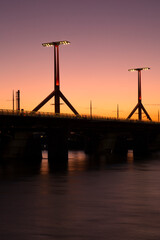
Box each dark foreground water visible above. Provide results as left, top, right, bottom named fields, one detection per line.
left=1, top=150, right=160, bottom=240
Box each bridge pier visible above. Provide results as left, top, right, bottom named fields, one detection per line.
left=132, top=131, right=150, bottom=157
left=47, top=128, right=68, bottom=169
left=0, top=129, right=42, bottom=164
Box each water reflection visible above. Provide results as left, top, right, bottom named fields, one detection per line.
left=0, top=149, right=154, bottom=177
left=40, top=150, right=49, bottom=175
left=2, top=151, right=160, bottom=239
left=40, top=150, right=133, bottom=175
left=40, top=151, right=88, bottom=175
left=68, top=151, right=88, bottom=173
left=39, top=149, right=135, bottom=175
left=127, top=149, right=134, bottom=163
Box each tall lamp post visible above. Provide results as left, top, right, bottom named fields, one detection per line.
left=127, top=67, right=152, bottom=121
left=32, top=40, right=79, bottom=115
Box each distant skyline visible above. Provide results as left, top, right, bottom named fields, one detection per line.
left=1, top=0, right=160, bottom=120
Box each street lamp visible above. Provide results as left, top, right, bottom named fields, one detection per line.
left=127, top=67, right=152, bottom=121
left=32, top=40, right=79, bottom=115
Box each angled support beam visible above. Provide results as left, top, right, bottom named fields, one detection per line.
left=127, top=103, right=152, bottom=121
left=127, top=103, right=139, bottom=119
left=59, top=90, right=79, bottom=116
left=141, top=103, right=152, bottom=121
left=32, top=91, right=55, bottom=112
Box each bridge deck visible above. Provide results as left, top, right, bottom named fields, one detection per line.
left=0, top=109, right=158, bottom=125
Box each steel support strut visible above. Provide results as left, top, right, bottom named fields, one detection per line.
left=127, top=69, right=151, bottom=121
left=54, top=45, right=60, bottom=114
left=32, top=42, right=79, bottom=115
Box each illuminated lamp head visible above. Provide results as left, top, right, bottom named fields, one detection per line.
left=42, top=40, right=70, bottom=47
left=128, top=67, right=150, bottom=72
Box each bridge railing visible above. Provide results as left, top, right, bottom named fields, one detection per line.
left=0, top=109, right=158, bottom=124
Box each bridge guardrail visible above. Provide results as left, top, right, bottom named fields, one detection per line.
left=0, top=109, right=158, bottom=124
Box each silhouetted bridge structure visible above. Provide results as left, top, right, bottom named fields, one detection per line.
left=0, top=110, right=160, bottom=167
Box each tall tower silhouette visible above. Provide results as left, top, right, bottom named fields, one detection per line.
left=127, top=67, right=151, bottom=121
left=32, top=41, right=79, bottom=115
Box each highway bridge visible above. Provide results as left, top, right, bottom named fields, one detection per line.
left=0, top=110, right=160, bottom=167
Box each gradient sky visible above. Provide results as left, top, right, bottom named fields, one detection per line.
left=1, top=0, right=160, bottom=120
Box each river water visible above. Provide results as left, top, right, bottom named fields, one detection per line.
left=1, top=150, right=160, bottom=240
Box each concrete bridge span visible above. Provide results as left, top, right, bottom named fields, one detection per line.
left=0, top=111, right=160, bottom=167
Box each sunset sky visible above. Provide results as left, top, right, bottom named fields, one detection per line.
left=1, top=0, right=160, bottom=121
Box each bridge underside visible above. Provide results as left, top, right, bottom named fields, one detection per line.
left=0, top=114, right=160, bottom=168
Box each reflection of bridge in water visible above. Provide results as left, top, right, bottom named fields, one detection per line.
left=0, top=110, right=160, bottom=168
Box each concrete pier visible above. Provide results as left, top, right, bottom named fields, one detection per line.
left=0, top=129, right=42, bottom=164
left=47, top=127, right=68, bottom=169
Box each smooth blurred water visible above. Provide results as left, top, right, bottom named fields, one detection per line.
left=1, top=150, right=160, bottom=239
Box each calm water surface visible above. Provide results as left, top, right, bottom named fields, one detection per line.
left=1, top=150, right=160, bottom=240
